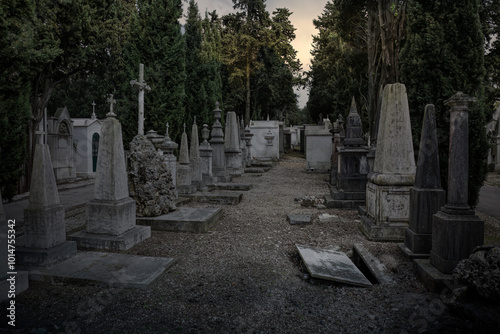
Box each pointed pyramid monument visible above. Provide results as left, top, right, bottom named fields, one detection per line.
left=1, top=190, right=29, bottom=302
left=225, top=111, right=243, bottom=176
left=69, top=95, right=150, bottom=250
left=400, top=104, right=446, bottom=258
left=190, top=117, right=203, bottom=188
left=18, top=144, right=77, bottom=266
left=359, top=83, right=416, bottom=241
left=177, top=123, right=194, bottom=194
left=329, top=98, right=369, bottom=208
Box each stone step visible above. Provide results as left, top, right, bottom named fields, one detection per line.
left=136, top=207, right=223, bottom=233
left=209, top=183, right=252, bottom=191
left=187, top=191, right=243, bottom=205
left=28, top=251, right=176, bottom=290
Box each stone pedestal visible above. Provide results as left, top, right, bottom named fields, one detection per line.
left=359, top=84, right=415, bottom=241
left=400, top=105, right=446, bottom=258
left=18, top=144, right=77, bottom=267
left=430, top=207, right=484, bottom=274
left=200, top=124, right=216, bottom=185
left=69, top=108, right=150, bottom=251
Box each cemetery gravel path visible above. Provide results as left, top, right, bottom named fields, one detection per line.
left=4, top=155, right=500, bottom=333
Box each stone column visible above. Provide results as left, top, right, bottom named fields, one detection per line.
left=225, top=111, right=243, bottom=176
left=244, top=126, right=254, bottom=167
left=210, top=102, right=231, bottom=182
left=200, top=124, right=215, bottom=185
left=401, top=104, right=446, bottom=258
left=430, top=92, right=484, bottom=274
left=160, top=123, right=178, bottom=198
left=359, top=83, right=416, bottom=241
left=130, top=63, right=151, bottom=136
left=17, top=144, right=77, bottom=266
left=329, top=117, right=342, bottom=186
left=239, top=118, right=247, bottom=169
left=69, top=97, right=150, bottom=250
left=177, top=124, right=194, bottom=194
left=190, top=117, right=203, bottom=188
left=330, top=98, right=369, bottom=209
left=496, top=125, right=500, bottom=171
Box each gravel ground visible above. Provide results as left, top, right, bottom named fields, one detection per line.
left=3, top=155, right=500, bottom=333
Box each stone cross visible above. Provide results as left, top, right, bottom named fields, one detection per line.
left=107, top=94, right=116, bottom=117
left=130, top=63, right=151, bottom=136
left=91, top=101, right=97, bottom=119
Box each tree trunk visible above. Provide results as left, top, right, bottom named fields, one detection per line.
left=245, top=60, right=251, bottom=127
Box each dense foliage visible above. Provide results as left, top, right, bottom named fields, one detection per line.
left=307, top=0, right=495, bottom=207
left=1, top=0, right=302, bottom=195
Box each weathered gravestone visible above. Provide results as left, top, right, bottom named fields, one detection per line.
left=210, top=103, right=232, bottom=182
left=430, top=92, right=484, bottom=273
left=359, top=83, right=416, bottom=241
left=177, top=124, right=195, bottom=195
left=329, top=98, right=369, bottom=209
left=414, top=92, right=485, bottom=292
left=127, top=135, right=176, bottom=217
left=160, top=123, right=178, bottom=196
left=200, top=123, right=215, bottom=184
left=69, top=95, right=150, bottom=250
left=18, top=144, right=77, bottom=266
left=0, top=191, right=29, bottom=302
left=400, top=105, right=445, bottom=258
left=190, top=117, right=203, bottom=188
left=225, top=111, right=243, bottom=176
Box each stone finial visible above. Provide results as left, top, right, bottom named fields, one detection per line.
left=201, top=124, right=210, bottom=142
left=160, top=122, right=178, bottom=153
left=414, top=104, right=441, bottom=189
left=343, top=97, right=364, bottom=146
left=91, top=101, right=97, bottom=119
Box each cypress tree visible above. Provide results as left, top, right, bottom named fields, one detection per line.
left=400, top=0, right=489, bottom=207
left=121, top=0, right=186, bottom=145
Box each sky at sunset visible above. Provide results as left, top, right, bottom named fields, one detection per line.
left=182, top=0, right=331, bottom=108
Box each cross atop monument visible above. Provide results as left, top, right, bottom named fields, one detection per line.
left=130, top=63, right=151, bottom=136
left=106, top=94, right=116, bottom=117
left=91, top=101, right=97, bottom=119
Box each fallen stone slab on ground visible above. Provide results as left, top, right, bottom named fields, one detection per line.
left=296, top=244, right=372, bottom=288
left=29, top=251, right=176, bottom=290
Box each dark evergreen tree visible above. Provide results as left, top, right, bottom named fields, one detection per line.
left=120, top=0, right=186, bottom=145
left=400, top=0, right=489, bottom=207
